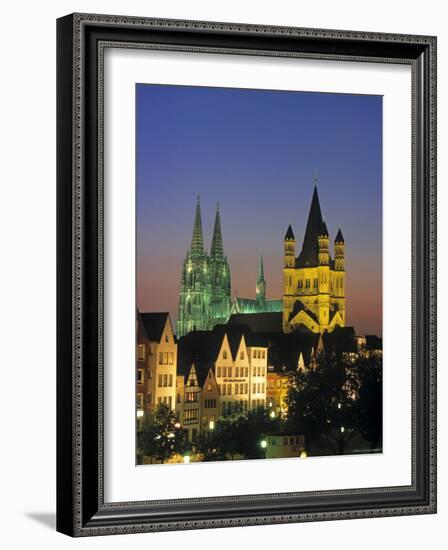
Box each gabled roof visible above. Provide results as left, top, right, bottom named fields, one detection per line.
left=136, top=310, right=149, bottom=344
left=140, top=312, right=169, bottom=343
left=296, top=186, right=323, bottom=268
left=177, top=330, right=225, bottom=375
left=288, top=300, right=319, bottom=324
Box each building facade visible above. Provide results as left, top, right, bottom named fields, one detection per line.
left=177, top=198, right=231, bottom=338
left=283, top=186, right=346, bottom=334
left=136, top=312, right=177, bottom=420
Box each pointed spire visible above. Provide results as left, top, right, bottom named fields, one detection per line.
left=190, top=195, right=204, bottom=257
left=285, top=224, right=295, bottom=241
left=210, top=202, right=224, bottom=259
left=297, top=186, right=323, bottom=266
left=335, top=228, right=344, bottom=243
left=258, top=252, right=265, bottom=283
left=320, top=219, right=329, bottom=237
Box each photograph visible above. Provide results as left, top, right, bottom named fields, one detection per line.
left=135, top=83, right=383, bottom=465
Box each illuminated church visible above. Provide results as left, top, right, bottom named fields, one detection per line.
left=283, top=187, right=345, bottom=334
left=177, top=198, right=281, bottom=338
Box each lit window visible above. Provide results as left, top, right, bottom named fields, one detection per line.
left=169, top=374, right=173, bottom=387
left=253, top=350, right=256, bottom=358
left=165, top=334, right=169, bottom=343
left=158, top=374, right=163, bottom=387
left=169, top=352, right=174, bottom=364
left=158, top=352, right=163, bottom=364
left=235, top=367, right=239, bottom=377
left=207, top=383, right=212, bottom=391
left=137, top=369, right=144, bottom=384
left=137, top=345, right=145, bottom=361
left=164, top=352, right=169, bottom=365
left=163, top=374, right=168, bottom=387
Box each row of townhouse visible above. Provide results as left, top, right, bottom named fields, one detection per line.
left=136, top=312, right=281, bottom=441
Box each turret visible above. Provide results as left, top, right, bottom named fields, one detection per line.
left=284, top=225, right=295, bottom=268
left=256, top=253, right=266, bottom=305
left=318, top=220, right=329, bottom=266
left=334, top=229, right=345, bottom=271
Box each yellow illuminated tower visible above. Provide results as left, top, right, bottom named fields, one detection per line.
left=282, top=186, right=345, bottom=334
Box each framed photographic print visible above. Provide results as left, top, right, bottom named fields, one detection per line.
left=56, top=13, right=437, bottom=536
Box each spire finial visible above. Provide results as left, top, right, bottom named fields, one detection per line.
left=258, top=251, right=265, bottom=282
left=314, top=168, right=319, bottom=186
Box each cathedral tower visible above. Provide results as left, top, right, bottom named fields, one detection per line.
left=209, top=204, right=232, bottom=326
left=256, top=253, right=266, bottom=306
left=282, top=185, right=345, bottom=334
left=177, top=196, right=211, bottom=338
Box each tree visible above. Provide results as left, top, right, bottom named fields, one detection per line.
left=196, top=407, right=283, bottom=461
left=285, top=351, right=362, bottom=455
left=137, top=404, right=187, bottom=463
left=354, top=352, right=383, bottom=449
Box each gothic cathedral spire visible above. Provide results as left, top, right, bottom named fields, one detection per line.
left=190, top=195, right=204, bottom=257
left=210, top=203, right=224, bottom=260
left=256, top=253, right=266, bottom=305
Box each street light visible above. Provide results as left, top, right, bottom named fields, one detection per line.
left=183, top=455, right=191, bottom=464
left=270, top=410, right=276, bottom=418
left=209, top=420, right=215, bottom=430
left=174, top=422, right=181, bottom=429
left=260, top=440, right=267, bottom=449
left=300, top=450, right=308, bottom=459
left=136, top=409, right=144, bottom=418
left=340, top=426, right=345, bottom=433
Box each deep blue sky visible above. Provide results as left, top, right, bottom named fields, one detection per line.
left=136, top=84, right=382, bottom=336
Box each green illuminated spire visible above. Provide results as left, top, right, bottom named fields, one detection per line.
left=256, top=253, right=266, bottom=304
left=210, top=203, right=223, bottom=260
left=190, top=195, right=204, bottom=257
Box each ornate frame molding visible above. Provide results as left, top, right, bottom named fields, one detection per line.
left=57, top=13, right=437, bottom=537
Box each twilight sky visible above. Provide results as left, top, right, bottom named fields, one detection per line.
left=136, top=84, right=382, bottom=336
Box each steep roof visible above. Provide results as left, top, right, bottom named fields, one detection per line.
left=284, top=224, right=295, bottom=241
left=140, top=312, right=169, bottom=343
left=335, top=228, right=344, bottom=243
left=296, top=186, right=323, bottom=268
left=228, top=312, right=283, bottom=333
left=288, top=299, right=319, bottom=325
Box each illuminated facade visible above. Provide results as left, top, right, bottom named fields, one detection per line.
left=177, top=198, right=231, bottom=338
left=283, top=187, right=345, bottom=334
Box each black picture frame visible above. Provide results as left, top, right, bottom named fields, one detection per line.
left=57, top=13, right=437, bottom=537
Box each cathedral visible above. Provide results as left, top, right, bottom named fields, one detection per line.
left=177, top=198, right=281, bottom=338
left=177, top=197, right=232, bottom=338
left=283, top=186, right=345, bottom=334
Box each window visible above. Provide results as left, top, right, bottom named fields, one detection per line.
left=137, top=368, right=144, bottom=384
left=217, top=366, right=221, bottom=378
left=240, top=351, right=244, bottom=360
left=240, top=383, right=244, bottom=394
left=177, top=393, right=181, bottom=404
left=245, top=367, right=249, bottom=377
left=253, top=368, right=256, bottom=377
left=163, top=374, right=168, bottom=387
left=313, top=278, right=318, bottom=288
left=158, top=374, right=163, bottom=387
left=223, top=350, right=227, bottom=359
left=245, top=383, right=248, bottom=394
left=165, top=333, right=169, bottom=343
left=306, top=279, right=310, bottom=289
left=253, top=350, right=256, bottom=358
left=136, top=393, right=144, bottom=409
left=137, top=344, right=145, bottom=361
left=228, top=367, right=232, bottom=377
left=253, top=383, right=256, bottom=394
left=158, top=352, right=163, bottom=364
left=164, top=352, right=168, bottom=365
left=235, top=384, right=239, bottom=395
left=222, top=384, right=226, bottom=396
left=235, top=367, right=239, bottom=377
left=169, top=352, right=174, bottom=364
left=262, top=350, right=266, bottom=359
left=169, top=374, right=173, bottom=387
left=207, top=383, right=212, bottom=391
left=262, top=383, right=265, bottom=393
left=228, top=384, right=232, bottom=396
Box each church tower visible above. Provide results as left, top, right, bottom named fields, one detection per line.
left=177, top=196, right=212, bottom=338
left=256, top=253, right=266, bottom=306
left=282, top=185, right=346, bottom=334
left=209, top=204, right=232, bottom=326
